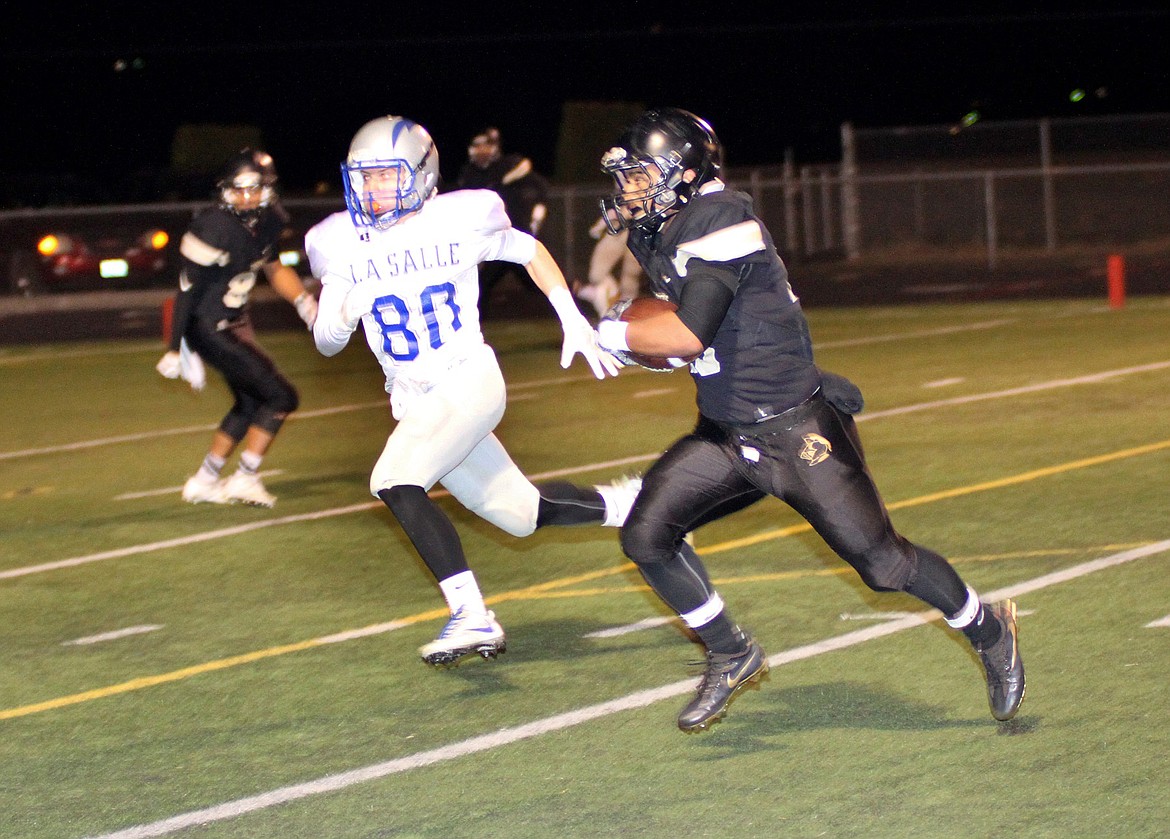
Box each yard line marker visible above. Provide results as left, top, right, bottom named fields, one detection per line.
left=816, top=319, right=1014, bottom=349
left=114, top=471, right=283, bottom=500
left=633, top=387, right=679, bottom=399
left=856, top=359, right=1170, bottom=422
left=0, top=456, right=659, bottom=581
left=62, top=625, right=164, bottom=646
left=584, top=616, right=676, bottom=638
left=6, top=355, right=1170, bottom=463
left=84, top=538, right=1170, bottom=839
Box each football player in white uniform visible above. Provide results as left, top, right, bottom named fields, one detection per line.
left=309, top=115, right=630, bottom=666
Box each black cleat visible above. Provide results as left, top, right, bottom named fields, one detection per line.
left=976, top=599, right=1026, bottom=721
left=677, top=638, right=768, bottom=732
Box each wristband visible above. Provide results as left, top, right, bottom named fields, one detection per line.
left=597, top=319, right=630, bottom=352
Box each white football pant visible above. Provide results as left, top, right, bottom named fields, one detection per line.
left=369, top=343, right=540, bottom=537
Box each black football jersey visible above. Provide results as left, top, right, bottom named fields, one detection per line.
left=627, top=187, right=821, bottom=424
left=177, top=203, right=289, bottom=324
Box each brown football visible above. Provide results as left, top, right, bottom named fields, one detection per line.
left=618, top=296, right=699, bottom=371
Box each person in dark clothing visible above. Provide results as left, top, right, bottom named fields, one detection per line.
left=155, top=149, right=318, bottom=507
left=456, top=127, right=550, bottom=314
left=594, top=107, right=1025, bottom=732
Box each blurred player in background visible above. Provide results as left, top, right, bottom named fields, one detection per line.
left=308, top=115, right=634, bottom=666
left=456, top=126, right=550, bottom=315
left=574, top=213, right=645, bottom=319
left=156, top=148, right=318, bottom=508
left=594, top=107, right=1025, bottom=732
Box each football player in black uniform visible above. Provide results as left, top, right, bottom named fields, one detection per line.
left=156, top=149, right=319, bottom=508
left=594, top=108, right=1024, bottom=732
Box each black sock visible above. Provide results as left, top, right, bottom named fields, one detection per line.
left=377, top=486, right=467, bottom=581
left=695, top=616, right=747, bottom=655
left=535, top=481, right=606, bottom=527
left=960, top=603, right=1002, bottom=649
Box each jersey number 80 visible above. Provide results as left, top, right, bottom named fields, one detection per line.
left=369, top=282, right=463, bottom=361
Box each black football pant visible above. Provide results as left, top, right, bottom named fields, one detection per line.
left=620, top=393, right=969, bottom=619
left=188, top=317, right=299, bottom=440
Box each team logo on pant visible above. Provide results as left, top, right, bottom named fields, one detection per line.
left=799, top=433, right=832, bottom=466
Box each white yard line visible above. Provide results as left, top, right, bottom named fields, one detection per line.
left=87, top=538, right=1170, bottom=839
left=0, top=316, right=1024, bottom=463
left=0, top=455, right=656, bottom=581
left=114, top=470, right=283, bottom=500
left=6, top=357, right=1169, bottom=463
left=7, top=359, right=1170, bottom=579
left=62, top=625, right=164, bottom=646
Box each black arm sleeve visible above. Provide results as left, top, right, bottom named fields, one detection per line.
left=168, top=287, right=195, bottom=352
left=675, top=261, right=739, bottom=348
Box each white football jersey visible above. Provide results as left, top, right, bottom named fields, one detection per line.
left=308, top=189, right=537, bottom=390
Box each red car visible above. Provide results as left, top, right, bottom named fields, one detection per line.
left=6, top=218, right=176, bottom=296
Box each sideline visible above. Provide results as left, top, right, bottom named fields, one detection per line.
left=5, top=435, right=1169, bottom=720
left=86, top=538, right=1170, bottom=839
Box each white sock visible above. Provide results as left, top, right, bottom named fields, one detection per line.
left=239, top=450, right=263, bottom=475
left=944, top=585, right=981, bottom=628
left=679, top=593, right=725, bottom=629
left=438, top=570, right=487, bottom=616
left=197, top=454, right=226, bottom=482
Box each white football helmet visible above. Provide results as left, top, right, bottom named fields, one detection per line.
left=342, top=116, right=440, bottom=231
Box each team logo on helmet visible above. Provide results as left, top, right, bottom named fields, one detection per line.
left=799, top=433, right=832, bottom=466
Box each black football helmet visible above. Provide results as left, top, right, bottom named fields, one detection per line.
left=217, top=148, right=278, bottom=225
left=600, top=107, right=723, bottom=232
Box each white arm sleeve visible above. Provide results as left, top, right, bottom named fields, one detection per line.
left=313, top=279, right=356, bottom=357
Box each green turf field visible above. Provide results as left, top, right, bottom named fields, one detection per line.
left=2, top=297, right=1169, bottom=838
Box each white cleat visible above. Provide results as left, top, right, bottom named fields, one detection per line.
left=419, top=608, right=506, bottom=666
left=221, top=471, right=276, bottom=508
left=181, top=473, right=229, bottom=505
left=597, top=475, right=642, bottom=527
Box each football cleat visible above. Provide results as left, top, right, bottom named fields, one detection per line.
left=419, top=608, right=506, bottom=666
left=181, top=473, right=229, bottom=505
left=597, top=475, right=642, bottom=527
left=976, top=599, right=1025, bottom=721
left=678, top=637, right=768, bottom=732
left=221, top=471, right=276, bottom=508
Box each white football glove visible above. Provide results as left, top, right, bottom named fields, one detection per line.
left=156, top=340, right=206, bottom=392
left=294, top=292, right=318, bottom=329
left=155, top=350, right=182, bottom=379
left=342, top=282, right=379, bottom=329
left=547, top=286, right=620, bottom=379
left=561, top=313, right=622, bottom=379
left=179, top=338, right=206, bottom=392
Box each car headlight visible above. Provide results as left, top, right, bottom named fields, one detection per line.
left=37, top=234, right=73, bottom=256
left=145, top=230, right=170, bottom=250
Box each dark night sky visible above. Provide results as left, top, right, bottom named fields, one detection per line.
left=2, top=2, right=1168, bottom=200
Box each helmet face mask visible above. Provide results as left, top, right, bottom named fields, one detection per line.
left=599, top=107, right=723, bottom=233
left=600, top=149, right=684, bottom=233
left=217, top=149, right=277, bottom=225
left=342, top=116, right=439, bottom=231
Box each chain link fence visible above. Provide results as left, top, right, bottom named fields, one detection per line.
left=4, top=113, right=1169, bottom=295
